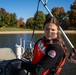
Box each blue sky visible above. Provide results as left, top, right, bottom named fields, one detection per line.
left=0, top=0, right=74, bottom=22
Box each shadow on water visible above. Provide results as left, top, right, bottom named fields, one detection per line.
left=66, top=34, right=76, bottom=48
left=0, top=33, right=76, bottom=75
left=0, top=34, right=43, bottom=52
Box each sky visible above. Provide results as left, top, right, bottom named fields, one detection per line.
left=0, top=0, right=75, bottom=22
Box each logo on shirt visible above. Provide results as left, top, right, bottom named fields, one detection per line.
left=48, top=50, right=56, bottom=58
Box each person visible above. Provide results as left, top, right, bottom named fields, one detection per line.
left=21, top=14, right=67, bottom=75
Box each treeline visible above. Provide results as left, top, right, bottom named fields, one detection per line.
left=0, top=8, right=25, bottom=28
left=0, top=1, right=76, bottom=30
left=26, top=6, right=76, bottom=30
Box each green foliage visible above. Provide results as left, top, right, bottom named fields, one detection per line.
left=26, top=18, right=34, bottom=29
left=51, top=7, right=69, bottom=30
left=0, top=8, right=19, bottom=27
left=52, top=7, right=65, bottom=20
left=10, top=13, right=17, bottom=27
left=33, top=11, right=45, bottom=29
left=0, top=0, right=76, bottom=30
left=26, top=11, right=45, bottom=30
left=69, top=1, right=76, bottom=28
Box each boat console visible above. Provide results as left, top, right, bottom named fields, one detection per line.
left=0, top=48, right=30, bottom=75
left=0, top=59, right=29, bottom=75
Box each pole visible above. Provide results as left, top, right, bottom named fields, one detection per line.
left=40, top=0, right=53, bottom=17
left=23, top=39, right=25, bottom=52
left=40, top=0, right=75, bottom=49
left=20, top=38, right=22, bottom=47
left=59, top=26, right=74, bottom=48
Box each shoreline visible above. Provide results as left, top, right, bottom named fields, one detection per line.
left=0, top=30, right=76, bottom=34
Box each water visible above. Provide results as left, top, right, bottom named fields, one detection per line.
left=66, top=34, right=76, bottom=48
left=0, top=34, right=43, bottom=52
left=0, top=33, right=76, bottom=55
left=0, top=33, right=76, bottom=75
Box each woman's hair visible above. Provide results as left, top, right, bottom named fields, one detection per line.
left=44, top=14, right=68, bottom=55
left=44, top=14, right=59, bottom=27
left=44, top=14, right=64, bottom=44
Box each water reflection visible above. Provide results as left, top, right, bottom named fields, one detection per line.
left=0, top=34, right=76, bottom=52
left=0, top=34, right=32, bottom=52
left=0, top=34, right=43, bottom=52
left=67, top=34, right=76, bottom=48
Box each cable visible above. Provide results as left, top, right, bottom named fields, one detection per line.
left=31, top=0, right=40, bottom=41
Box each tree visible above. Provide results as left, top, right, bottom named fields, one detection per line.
left=0, top=8, right=7, bottom=27
left=51, top=7, right=65, bottom=20
left=0, top=8, right=27, bottom=28
left=17, top=17, right=25, bottom=27
left=51, top=7, right=69, bottom=30
left=33, top=10, right=45, bottom=29
left=26, top=18, right=34, bottom=29
left=69, top=0, right=76, bottom=29
left=10, top=13, right=17, bottom=27
left=0, top=8, right=6, bottom=14
left=0, top=8, right=18, bottom=27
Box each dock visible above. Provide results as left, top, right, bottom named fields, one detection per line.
left=0, top=48, right=16, bottom=60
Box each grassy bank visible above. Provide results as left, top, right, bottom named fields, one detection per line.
left=0, top=27, right=32, bottom=31
left=0, top=27, right=43, bottom=34
left=0, top=27, right=76, bottom=34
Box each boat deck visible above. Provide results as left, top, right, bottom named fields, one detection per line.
left=0, top=48, right=16, bottom=60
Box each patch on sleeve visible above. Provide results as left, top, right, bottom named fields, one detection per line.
left=48, top=50, right=56, bottom=58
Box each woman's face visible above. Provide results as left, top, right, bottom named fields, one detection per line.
left=44, top=23, right=58, bottom=40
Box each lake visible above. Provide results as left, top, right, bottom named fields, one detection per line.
left=0, top=33, right=76, bottom=51
left=0, top=33, right=76, bottom=75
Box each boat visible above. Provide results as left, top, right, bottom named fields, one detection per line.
left=0, top=38, right=76, bottom=75
left=0, top=38, right=34, bottom=75
left=0, top=0, right=76, bottom=75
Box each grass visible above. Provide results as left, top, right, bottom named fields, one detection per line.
left=0, top=27, right=32, bottom=31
